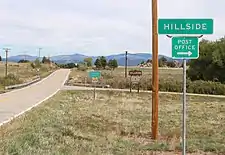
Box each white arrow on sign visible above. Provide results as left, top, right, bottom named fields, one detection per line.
left=177, top=51, right=192, bottom=56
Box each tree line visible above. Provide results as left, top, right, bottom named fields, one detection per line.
left=0, top=56, right=52, bottom=64
left=83, top=56, right=118, bottom=70
left=56, top=56, right=118, bottom=70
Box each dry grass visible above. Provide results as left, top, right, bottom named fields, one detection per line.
left=0, top=62, right=58, bottom=92
left=67, top=67, right=183, bottom=86
left=0, top=62, right=58, bottom=80
left=107, top=67, right=183, bottom=81
left=68, top=67, right=225, bottom=96
left=0, top=90, right=224, bottom=154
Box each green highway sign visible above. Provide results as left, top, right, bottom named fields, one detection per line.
left=172, top=37, right=199, bottom=59
left=89, top=71, right=101, bottom=78
left=158, top=19, right=213, bottom=34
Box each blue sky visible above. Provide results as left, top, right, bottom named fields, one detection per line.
left=0, top=0, right=224, bottom=57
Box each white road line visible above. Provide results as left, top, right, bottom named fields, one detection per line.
left=0, top=70, right=58, bottom=97
left=0, top=89, right=60, bottom=127
left=61, top=69, right=71, bottom=88
left=0, top=69, right=70, bottom=127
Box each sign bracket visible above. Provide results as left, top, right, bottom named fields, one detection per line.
left=166, top=35, right=204, bottom=39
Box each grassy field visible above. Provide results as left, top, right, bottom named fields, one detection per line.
left=68, top=67, right=225, bottom=95
left=0, top=62, right=58, bottom=80
left=115, top=67, right=183, bottom=81
left=0, top=62, right=58, bottom=92
left=67, top=67, right=183, bottom=86
left=0, top=90, right=224, bottom=154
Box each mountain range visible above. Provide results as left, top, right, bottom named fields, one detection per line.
left=2, top=53, right=176, bottom=66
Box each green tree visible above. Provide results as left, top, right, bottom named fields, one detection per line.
left=146, top=59, right=152, bottom=63
left=65, top=63, right=76, bottom=68
left=94, top=58, right=102, bottom=69
left=42, top=56, right=47, bottom=63
left=187, top=37, right=225, bottom=83
left=42, top=56, right=51, bottom=64
left=84, top=57, right=92, bottom=67
left=31, top=58, right=41, bottom=68
left=108, top=59, right=118, bottom=70
left=100, top=56, right=107, bottom=69
left=77, top=63, right=88, bottom=71
left=140, top=60, right=145, bottom=64
left=18, top=59, right=30, bottom=63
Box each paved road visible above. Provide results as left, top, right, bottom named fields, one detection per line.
left=1, top=68, right=224, bottom=126
left=0, top=69, right=70, bottom=125
left=63, top=85, right=225, bottom=98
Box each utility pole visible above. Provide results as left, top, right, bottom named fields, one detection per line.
left=125, top=51, right=128, bottom=78
left=38, top=48, right=42, bottom=61
left=151, top=0, right=159, bottom=140
left=3, top=48, right=10, bottom=77
left=37, top=48, right=42, bottom=77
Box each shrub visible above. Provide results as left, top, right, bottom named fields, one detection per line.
left=101, top=71, right=113, bottom=79
left=105, top=66, right=111, bottom=70
left=31, top=59, right=41, bottom=68
left=97, top=75, right=225, bottom=95
left=68, top=69, right=225, bottom=95
left=187, top=80, right=225, bottom=95
left=18, top=60, right=30, bottom=63
left=31, top=62, right=35, bottom=68
left=0, top=74, right=22, bottom=86
left=78, top=65, right=88, bottom=71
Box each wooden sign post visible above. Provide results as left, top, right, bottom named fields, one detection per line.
left=129, top=70, right=142, bottom=93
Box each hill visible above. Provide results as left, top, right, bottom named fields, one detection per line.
left=51, top=53, right=155, bottom=66
left=4, top=55, right=38, bottom=62
left=3, top=53, right=174, bottom=66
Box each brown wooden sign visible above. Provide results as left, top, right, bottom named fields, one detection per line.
left=129, top=70, right=142, bottom=76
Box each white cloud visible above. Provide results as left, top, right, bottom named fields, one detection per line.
left=0, top=0, right=223, bottom=56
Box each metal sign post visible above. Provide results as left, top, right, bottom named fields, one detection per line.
left=138, top=82, right=140, bottom=93
left=94, top=81, right=96, bottom=100
left=85, top=77, right=87, bottom=87
left=130, top=76, right=132, bottom=93
left=89, top=71, right=101, bottom=101
left=92, top=77, right=98, bottom=100
left=158, top=17, right=214, bottom=154
left=182, top=59, right=187, bottom=155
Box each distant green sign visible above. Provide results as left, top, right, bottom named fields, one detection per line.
left=89, top=71, right=101, bottom=78
left=158, top=19, right=213, bottom=34
left=172, top=37, right=199, bottom=59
